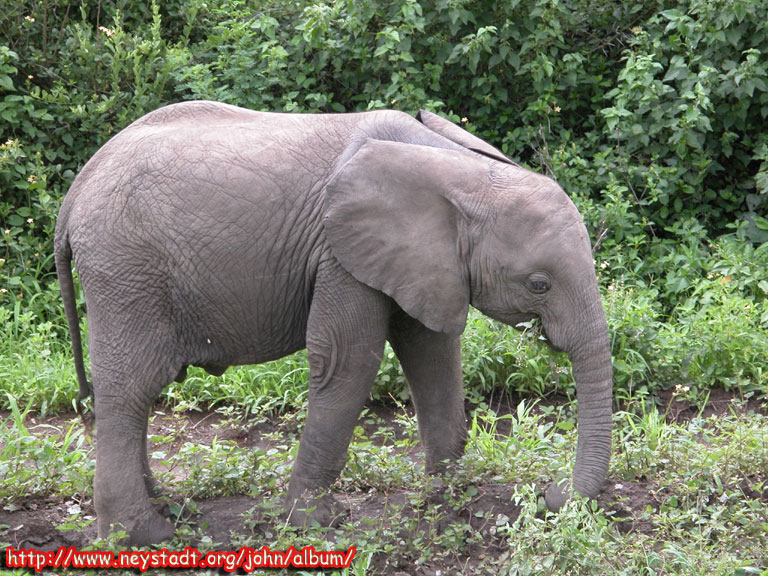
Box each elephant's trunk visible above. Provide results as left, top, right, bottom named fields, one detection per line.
left=545, top=290, right=613, bottom=510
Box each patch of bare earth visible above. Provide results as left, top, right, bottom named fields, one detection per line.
left=656, top=385, right=768, bottom=423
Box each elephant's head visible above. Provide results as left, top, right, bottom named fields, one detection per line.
left=323, top=115, right=612, bottom=509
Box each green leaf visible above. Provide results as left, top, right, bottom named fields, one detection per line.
left=661, top=9, right=685, bottom=20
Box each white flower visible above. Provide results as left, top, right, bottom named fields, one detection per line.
left=27, top=218, right=34, bottom=224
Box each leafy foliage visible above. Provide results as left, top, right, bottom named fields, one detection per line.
left=0, top=0, right=766, bottom=408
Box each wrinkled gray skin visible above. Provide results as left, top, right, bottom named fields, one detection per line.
left=55, top=101, right=612, bottom=545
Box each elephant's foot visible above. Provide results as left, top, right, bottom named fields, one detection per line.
left=284, top=487, right=348, bottom=528
left=544, top=480, right=570, bottom=511
left=545, top=478, right=606, bottom=511
left=98, top=508, right=174, bottom=546
left=143, top=472, right=166, bottom=499
left=421, top=474, right=448, bottom=506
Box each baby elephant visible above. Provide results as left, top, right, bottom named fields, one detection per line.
left=55, top=101, right=612, bottom=544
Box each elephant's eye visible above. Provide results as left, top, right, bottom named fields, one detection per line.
left=527, top=273, right=551, bottom=295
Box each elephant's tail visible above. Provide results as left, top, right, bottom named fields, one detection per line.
left=54, top=229, right=94, bottom=433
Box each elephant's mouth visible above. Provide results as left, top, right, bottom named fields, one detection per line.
left=541, top=328, right=564, bottom=353
left=515, top=318, right=564, bottom=354
left=479, top=309, right=566, bottom=352
left=512, top=315, right=542, bottom=333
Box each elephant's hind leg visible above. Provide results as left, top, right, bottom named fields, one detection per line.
left=286, top=258, right=391, bottom=527
left=87, top=300, right=179, bottom=545
left=93, top=392, right=174, bottom=545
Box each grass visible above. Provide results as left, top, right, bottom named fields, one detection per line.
left=0, top=396, right=93, bottom=500
left=0, top=305, right=79, bottom=416
left=163, top=357, right=310, bottom=417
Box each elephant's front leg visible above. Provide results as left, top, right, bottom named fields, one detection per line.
left=286, top=259, right=391, bottom=527
left=388, top=309, right=467, bottom=472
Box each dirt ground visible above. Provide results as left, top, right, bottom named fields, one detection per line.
left=1, top=389, right=766, bottom=575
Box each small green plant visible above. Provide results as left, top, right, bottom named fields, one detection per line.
left=0, top=395, right=93, bottom=499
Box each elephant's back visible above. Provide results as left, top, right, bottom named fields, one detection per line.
left=131, top=100, right=250, bottom=127
left=57, top=101, right=427, bottom=264
left=60, top=102, right=336, bottom=235
left=127, top=100, right=302, bottom=132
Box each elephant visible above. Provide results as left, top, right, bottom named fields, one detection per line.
left=55, top=101, right=613, bottom=545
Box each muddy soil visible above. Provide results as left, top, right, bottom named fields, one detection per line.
left=1, top=390, right=766, bottom=575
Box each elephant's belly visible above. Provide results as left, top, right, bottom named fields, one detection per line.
left=172, top=279, right=310, bottom=369
left=165, top=210, right=323, bottom=370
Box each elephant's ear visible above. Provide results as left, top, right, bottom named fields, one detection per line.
left=417, top=109, right=516, bottom=165
left=324, top=139, right=489, bottom=335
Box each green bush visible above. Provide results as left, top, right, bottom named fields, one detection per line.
left=599, top=0, right=768, bottom=236
left=1, top=1, right=177, bottom=320
left=1, top=0, right=766, bottom=409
